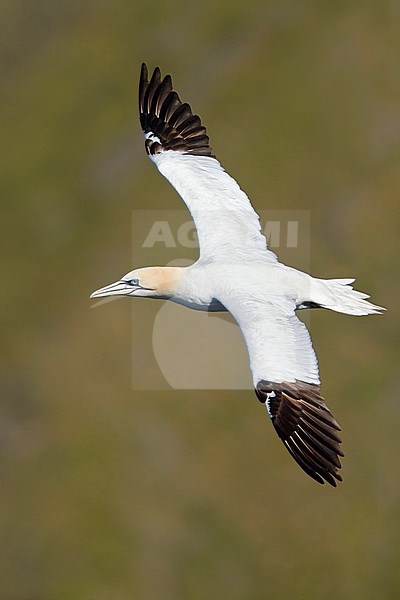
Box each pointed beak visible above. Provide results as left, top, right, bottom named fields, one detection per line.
left=90, top=280, right=134, bottom=299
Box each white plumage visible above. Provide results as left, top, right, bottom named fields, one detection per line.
left=218, top=289, right=320, bottom=386
left=152, top=151, right=276, bottom=262
left=91, top=64, right=384, bottom=486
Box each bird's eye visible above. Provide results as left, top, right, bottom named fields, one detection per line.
left=128, top=278, right=139, bottom=286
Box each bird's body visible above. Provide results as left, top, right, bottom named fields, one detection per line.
left=91, top=64, right=384, bottom=486
left=177, top=261, right=381, bottom=316
left=154, top=262, right=337, bottom=314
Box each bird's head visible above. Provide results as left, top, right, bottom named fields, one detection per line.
left=90, top=266, right=180, bottom=299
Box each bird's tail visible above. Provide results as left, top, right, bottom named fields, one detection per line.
left=311, top=277, right=385, bottom=316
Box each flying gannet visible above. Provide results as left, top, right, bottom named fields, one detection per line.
left=91, top=64, right=384, bottom=486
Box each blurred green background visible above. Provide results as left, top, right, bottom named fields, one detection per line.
left=1, top=1, right=399, bottom=599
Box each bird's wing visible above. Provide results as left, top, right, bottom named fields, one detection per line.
left=139, top=64, right=277, bottom=263
left=218, top=288, right=343, bottom=486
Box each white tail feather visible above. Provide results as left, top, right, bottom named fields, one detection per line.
left=311, top=278, right=385, bottom=316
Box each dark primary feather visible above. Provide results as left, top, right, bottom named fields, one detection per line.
left=256, top=380, right=344, bottom=486
left=139, top=63, right=215, bottom=158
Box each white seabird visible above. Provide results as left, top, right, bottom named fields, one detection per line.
left=91, top=64, right=384, bottom=486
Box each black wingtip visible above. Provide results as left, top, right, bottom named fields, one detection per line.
left=256, top=380, right=344, bottom=487
left=138, top=64, right=215, bottom=158
left=141, top=62, right=148, bottom=79
left=139, top=63, right=149, bottom=113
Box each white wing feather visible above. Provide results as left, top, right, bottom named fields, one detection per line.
left=150, top=151, right=277, bottom=263
left=217, top=288, right=320, bottom=386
